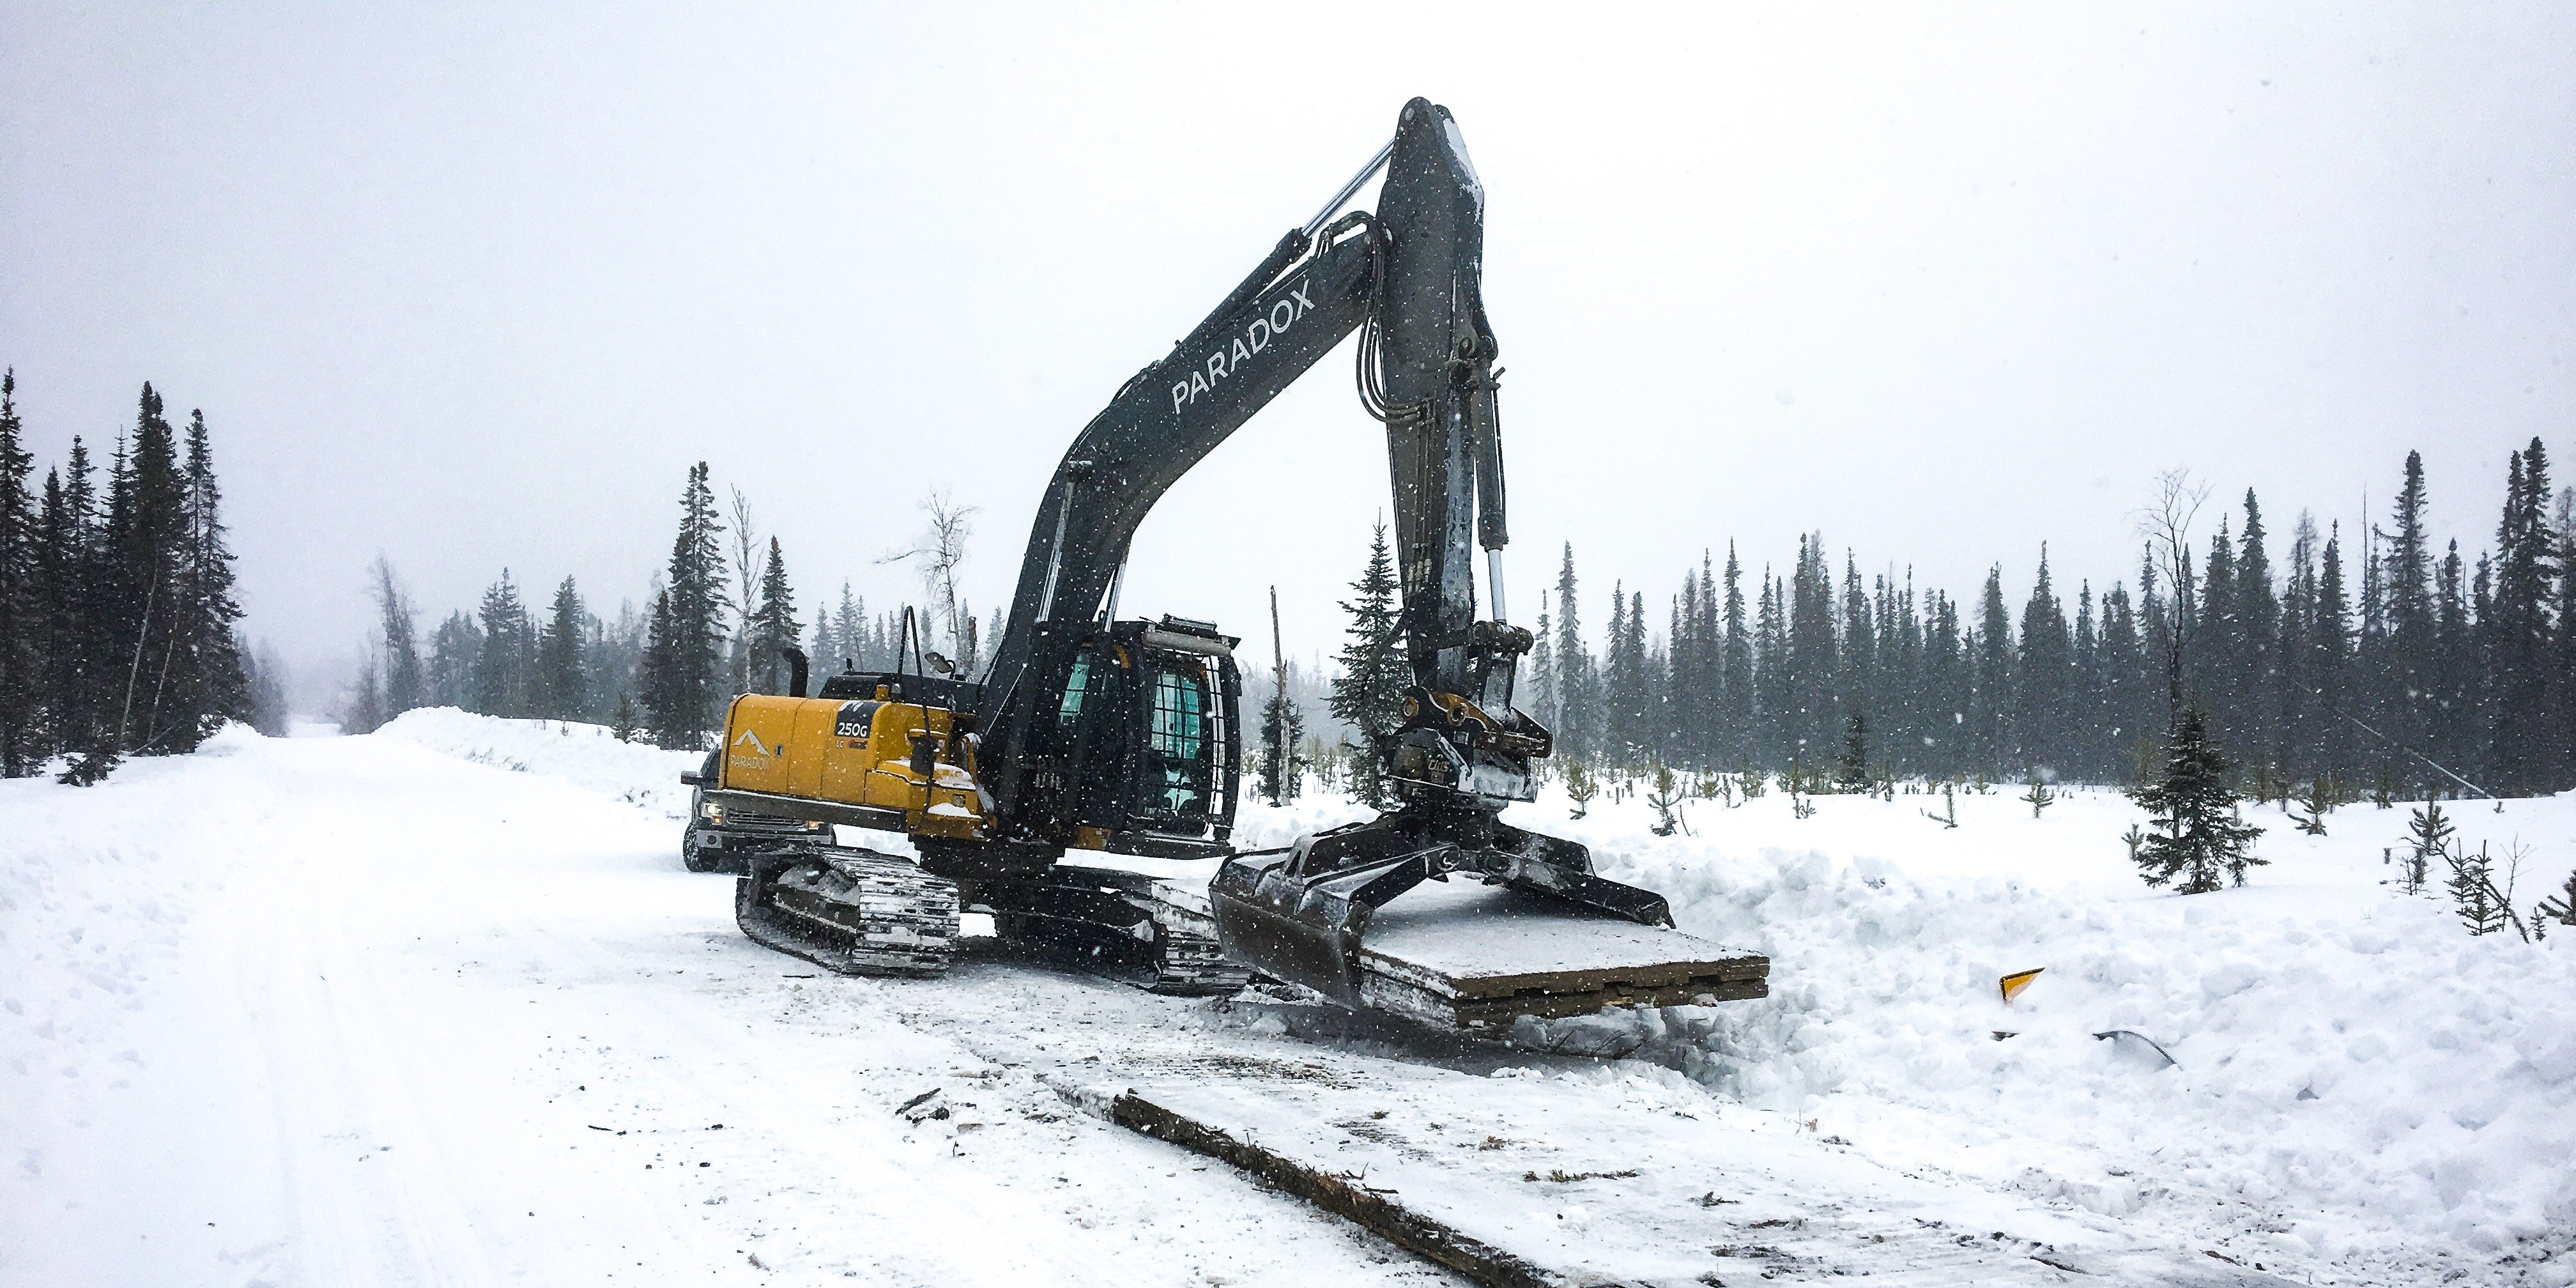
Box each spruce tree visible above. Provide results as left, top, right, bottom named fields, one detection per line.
left=1627, top=588, right=1652, bottom=761
left=649, top=463, right=730, bottom=746
left=343, top=656, right=386, bottom=737
left=1884, top=571, right=1924, bottom=775
left=372, top=557, right=425, bottom=716
left=747, top=537, right=800, bottom=694
left=0, top=371, right=33, bottom=775
left=2402, top=799, right=2455, bottom=896
left=1552, top=543, right=1597, bottom=758
left=1919, top=589, right=1963, bottom=776
left=2278, top=514, right=2319, bottom=776
left=427, top=610, right=482, bottom=706
left=1836, top=555, right=1876, bottom=760
left=537, top=576, right=589, bottom=719
left=2234, top=492, right=2280, bottom=767
left=1328, top=521, right=1407, bottom=808
left=2446, top=843, right=2510, bottom=937
left=473, top=571, right=534, bottom=716
left=1602, top=583, right=1632, bottom=764
left=158, top=408, right=247, bottom=750
left=2015, top=547, right=2071, bottom=774
left=99, top=385, right=190, bottom=760
left=833, top=583, right=864, bottom=671
left=36, top=447, right=98, bottom=766
left=2128, top=705, right=2265, bottom=893
left=1528, top=592, right=1556, bottom=733
left=1646, top=761, right=1682, bottom=835
left=2383, top=452, right=2436, bottom=788
left=2069, top=581, right=2099, bottom=778
left=1258, top=661, right=1306, bottom=805
left=1719, top=543, right=1752, bottom=766
left=1837, top=708, right=1871, bottom=792
left=1785, top=536, right=1838, bottom=767
left=2310, top=523, right=2352, bottom=772
left=1753, top=570, right=1787, bottom=768
left=2193, top=519, right=2241, bottom=748
left=2487, top=440, right=2556, bottom=792
left=2097, top=582, right=2142, bottom=777
left=2556, top=487, right=2576, bottom=794
left=2534, top=870, right=2576, bottom=934
left=2432, top=541, right=2472, bottom=777
left=639, top=588, right=684, bottom=748
left=242, top=638, right=289, bottom=736
left=1971, top=566, right=2012, bottom=777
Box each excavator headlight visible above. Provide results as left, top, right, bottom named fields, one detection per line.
left=702, top=801, right=724, bottom=824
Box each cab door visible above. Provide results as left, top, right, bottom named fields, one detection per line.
left=1131, top=653, right=1216, bottom=832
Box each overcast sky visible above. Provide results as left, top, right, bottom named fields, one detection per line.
left=4, top=4, right=2570, bottom=696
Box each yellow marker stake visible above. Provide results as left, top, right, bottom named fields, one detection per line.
left=1999, top=967, right=2044, bottom=1004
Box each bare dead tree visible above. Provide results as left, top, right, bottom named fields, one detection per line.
left=2133, top=468, right=2211, bottom=725
left=729, top=485, right=758, bottom=692
left=2135, top=468, right=2210, bottom=617
left=880, top=489, right=978, bottom=668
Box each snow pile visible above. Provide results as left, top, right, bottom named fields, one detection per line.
left=372, top=707, right=703, bottom=818
left=1236, top=782, right=2576, bottom=1276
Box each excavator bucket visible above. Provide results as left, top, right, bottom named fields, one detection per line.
left=1209, top=812, right=1767, bottom=1032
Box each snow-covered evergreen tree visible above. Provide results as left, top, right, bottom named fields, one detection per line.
left=746, top=537, right=800, bottom=694
left=2128, top=706, right=2264, bottom=894
left=1329, top=521, right=1407, bottom=808
left=472, top=570, right=535, bottom=717
left=646, top=463, right=728, bottom=746
left=373, top=557, right=424, bottom=717
left=537, top=576, right=588, bottom=719
left=0, top=371, right=33, bottom=776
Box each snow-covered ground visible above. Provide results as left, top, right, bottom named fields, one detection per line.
left=4, top=709, right=2572, bottom=1285
left=0, top=715, right=1452, bottom=1287
left=1519, top=779, right=2576, bottom=1280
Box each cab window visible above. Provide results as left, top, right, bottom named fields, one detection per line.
left=1148, top=666, right=1204, bottom=760
left=1057, top=657, right=1092, bottom=729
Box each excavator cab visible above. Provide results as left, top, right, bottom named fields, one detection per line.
left=1038, top=615, right=1242, bottom=858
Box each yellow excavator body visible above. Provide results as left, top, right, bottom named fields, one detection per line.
left=717, top=693, right=986, bottom=839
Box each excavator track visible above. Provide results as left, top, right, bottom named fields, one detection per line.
left=735, top=843, right=959, bottom=977
left=978, top=866, right=1254, bottom=997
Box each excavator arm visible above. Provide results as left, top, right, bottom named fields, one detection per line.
left=965, top=98, right=1671, bottom=1005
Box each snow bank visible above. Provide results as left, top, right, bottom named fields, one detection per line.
left=1236, top=780, right=2576, bottom=1279
left=372, top=707, right=702, bottom=818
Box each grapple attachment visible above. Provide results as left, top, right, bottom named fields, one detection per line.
left=1208, top=807, right=1679, bottom=1013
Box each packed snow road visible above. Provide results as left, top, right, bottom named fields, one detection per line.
left=0, top=725, right=1459, bottom=1287
left=5, top=710, right=2573, bottom=1285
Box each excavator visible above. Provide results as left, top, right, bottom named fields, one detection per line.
left=686, top=98, right=1767, bottom=1030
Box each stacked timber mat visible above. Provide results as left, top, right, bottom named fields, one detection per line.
left=1055, top=853, right=1769, bottom=1032
left=1354, top=880, right=1768, bottom=1031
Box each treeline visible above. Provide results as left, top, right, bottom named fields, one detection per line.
left=351, top=464, right=994, bottom=749
left=0, top=373, right=261, bottom=782
left=1504, top=441, right=2570, bottom=799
